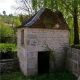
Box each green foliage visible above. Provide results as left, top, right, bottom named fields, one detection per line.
left=0, top=24, right=14, bottom=43
left=14, top=17, right=21, bottom=27
left=32, top=0, right=37, bottom=13
left=44, top=43, right=55, bottom=61
left=43, top=43, right=56, bottom=71
left=0, top=15, right=21, bottom=43
left=19, top=14, right=29, bottom=24
left=1, top=71, right=77, bottom=80
left=27, top=71, right=77, bottom=80
left=13, top=16, right=21, bottom=34
left=0, top=43, right=17, bottom=51
left=0, top=48, right=14, bottom=59
left=0, top=43, right=17, bottom=59
left=1, top=71, right=26, bottom=80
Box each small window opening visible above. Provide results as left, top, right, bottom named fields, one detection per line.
left=21, top=29, right=24, bottom=44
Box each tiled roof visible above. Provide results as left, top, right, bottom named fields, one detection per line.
left=25, top=8, right=45, bottom=26
left=18, top=8, right=70, bottom=30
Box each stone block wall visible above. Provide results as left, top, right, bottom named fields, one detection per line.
left=66, top=47, right=80, bottom=77
left=17, top=28, right=28, bottom=76
left=17, top=28, right=69, bottom=76
left=0, top=58, right=19, bottom=73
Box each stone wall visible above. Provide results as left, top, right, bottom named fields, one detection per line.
left=0, top=58, right=19, bottom=73
left=17, top=28, right=28, bottom=76
left=17, top=28, right=69, bottom=76
left=66, top=47, right=80, bottom=77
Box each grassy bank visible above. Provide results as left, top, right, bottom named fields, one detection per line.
left=1, top=71, right=78, bottom=80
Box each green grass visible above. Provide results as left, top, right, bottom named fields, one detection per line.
left=1, top=71, right=78, bottom=80
left=0, top=43, right=17, bottom=51
left=1, top=71, right=26, bottom=80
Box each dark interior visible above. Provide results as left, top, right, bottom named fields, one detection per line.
left=38, top=51, right=50, bottom=74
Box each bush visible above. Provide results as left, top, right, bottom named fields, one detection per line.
left=0, top=48, right=14, bottom=59
left=0, top=24, right=15, bottom=43
left=0, top=43, right=17, bottom=59
left=0, top=43, right=17, bottom=51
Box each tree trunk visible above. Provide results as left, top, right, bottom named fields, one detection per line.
left=73, top=7, right=79, bottom=44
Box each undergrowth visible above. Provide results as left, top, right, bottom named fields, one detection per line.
left=1, top=71, right=78, bottom=80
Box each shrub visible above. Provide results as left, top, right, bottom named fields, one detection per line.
left=0, top=24, right=15, bottom=43
left=0, top=43, right=17, bottom=51
left=0, top=43, right=17, bottom=59
left=0, top=48, right=14, bottom=59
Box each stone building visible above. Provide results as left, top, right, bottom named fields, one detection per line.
left=17, top=8, right=70, bottom=76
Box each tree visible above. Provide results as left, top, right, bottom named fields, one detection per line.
left=9, top=14, right=13, bottom=17
left=19, top=14, right=29, bottom=24
left=72, top=0, right=79, bottom=44
left=3, top=11, right=6, bottom=15
left=31, top=0, right=80, bottom=44
left=15, top=0, right=33, bottom=17
left=0, top=24, right=15, bottom=43
left=13, top=16, right=21, bottom=33
left=11, top=16, right=21, bottom=44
